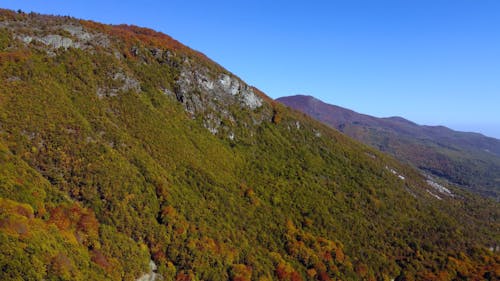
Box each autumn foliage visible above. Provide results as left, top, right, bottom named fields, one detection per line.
left=0, top=8, right=499, bottom=281
left=48, top=203, right=99, bottom=247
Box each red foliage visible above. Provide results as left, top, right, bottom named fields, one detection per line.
left=49, top=204, right=98, bottom=232
left=80, top=19, right=219, bottom=69
left=91, top=249, right=110, bottom=269
left=355, top=262, right=369, bottom=277
left=0, top=51, right=30, bottom=65
left=77, top=212, right=98, bottom=234
left=175, top=226, right=185, bottom=235
left=314, top=262, right=327, bottom=273
left=317, top=271, right=331, bottom=281
left=290, top=271, right=303, bottom=281
left=152, top=249, right=167, bottom=264
left=276, top=264, right=289, bottom=280
left=175, top=271, right=193, bottom=281
left=323, top=251, right=333, bottom=262
left=49, top=253, right=73, bottom=276
left=48, top=203, right=99, bottom=247
left=0, top=8, right=22, bottom=20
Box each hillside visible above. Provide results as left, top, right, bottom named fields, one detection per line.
left=0, top=9, right=499, bottom=281
left=277, top=95, right=500, bottom=200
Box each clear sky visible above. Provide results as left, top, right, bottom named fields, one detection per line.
left=1, top=0, right=499, bottom=138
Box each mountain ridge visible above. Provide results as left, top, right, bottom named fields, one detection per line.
left=282, top=95, right=498, bottom=142
left=277, top=94, right=500, bottom=199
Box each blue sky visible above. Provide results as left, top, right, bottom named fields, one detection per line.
left=1, top=0, right=499, bottom=138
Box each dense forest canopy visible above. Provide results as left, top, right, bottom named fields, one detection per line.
left=0, top=9, right=498, bottom=281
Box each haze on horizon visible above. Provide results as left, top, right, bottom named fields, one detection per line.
left=1, top=0, right=499, bottom=139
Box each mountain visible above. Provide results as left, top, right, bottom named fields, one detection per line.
left=0, top=9, right=499, bottom=281
left=277, top=95, right=500, bottom=200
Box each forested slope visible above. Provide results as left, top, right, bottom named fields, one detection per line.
left=0, top=9, right=498, bottom=281
left=277, top=95, right=500, bottom=200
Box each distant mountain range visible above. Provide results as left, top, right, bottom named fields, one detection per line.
left=278, top=95, right=500, bottom=200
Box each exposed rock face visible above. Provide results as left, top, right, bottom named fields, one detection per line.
left=5, top=12, right=267, bottom=138
left=39, top=34, right=74, bottom=49
left=10, top=20, right=109, bottom=50
left=173, top=62, right=265, bottom=135
left=241, top=88, right=263, bottom=109
left=97, top=71, right=141, bottom=98
left=218, top=74, right=262, bottom=109
left=112, top=72, right=141, bottom=92
left=426, top=179, right=454, bottom=197
left=136, top=260, right=160, bottom=281
left=175, top=69, right=262, bottom=114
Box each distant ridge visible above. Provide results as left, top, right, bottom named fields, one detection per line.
left=278, top=94, right=500, bottom=199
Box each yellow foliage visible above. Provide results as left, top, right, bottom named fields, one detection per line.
left=0, top=198, right=34, bottom=218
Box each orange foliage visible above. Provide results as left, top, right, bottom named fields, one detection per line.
left=0, top=51, right=30, bottom=65
left=79, top=20, right=220, bottom=70
left=314, top=262, right=327, bottom=273
left=49, top=204, right=96, bottom=230
left=275, top=262, right=303, bottom=281
left=272, top=108, right=282, bottom=124
left=284, top=220, right=347, bottom=280
left=290, top=271, right=303, bottom=281
left=198, top=236, right=219, bottom=253
left=436, top=271, right=451, bottom=281
left=49, top=205, right=73, bottom=230
left=355, top=262, right=369, bottom=277
left=448, top=256, right=473, bottom=278
left=0, top=198, right=34, bottom=219
left=231, top=264, right=252, bottom=281
left=334, top=247, right=345, bottom=263
left=0, top=8, right=22, bottom=20
left=161, top=205, right=177, bottom=218
left=175, top=271, right=194, bottom=281
left=419, top=271, right=438, bottom=280
left=438, top=253, right=500, bottom=280
left=276, top=263, right=289, bottom=280
left=306, top=268, right=317, bottom=278
left=48, top=203, right=99, bottom=247
left=251, top=86, right=273, bottom=103
left=175, top=225, right=185, bottom=235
